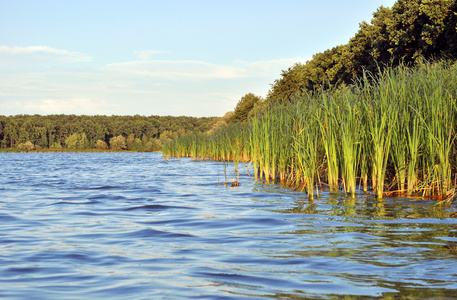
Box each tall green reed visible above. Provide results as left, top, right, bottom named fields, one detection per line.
left=361, top=69, right=397, bottom=199
left=338, top=89, right=362, bottom=198
left=292, top=100, right=322, bottom=200
left=163, top=60, right=457, bottom=201
left=318, top=90, right=340, bottom=192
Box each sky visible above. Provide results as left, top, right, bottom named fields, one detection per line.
left=0, top=0, right=397, bottom=117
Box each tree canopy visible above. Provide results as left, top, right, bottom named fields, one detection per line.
left=232, top=93, right=262, bottom=123
left=0, top=114, right=216, bottom=151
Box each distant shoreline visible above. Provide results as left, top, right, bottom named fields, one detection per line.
left=0, top=149, right=161, bottom=154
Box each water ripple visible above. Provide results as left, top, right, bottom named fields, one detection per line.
left=0, top=152, right=456, bottom=299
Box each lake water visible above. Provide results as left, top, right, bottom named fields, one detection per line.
left=1, top=152, right=457, bottom=299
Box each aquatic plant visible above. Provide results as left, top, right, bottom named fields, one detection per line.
left=317, top=90, right=340, bottom=192
left=163, top=60, right=457, bottom=201
left=291, top=100, right=322, bottom=200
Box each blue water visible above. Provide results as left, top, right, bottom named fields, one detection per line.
left=1, top=152, right=457, bottom=299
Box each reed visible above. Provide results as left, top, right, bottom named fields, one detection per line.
left=318, top=90, right=340, bottom=192
left=416, top=62, right=456, bottom=197
left=361, top=68, right=397, bottom=199
left=389, top=66, right=409, bottom=194
left=276, top=103, right=294, bottom=183
left=163, top=60, right=457, bottom=202
left=291, top=99, right=322, bottom=200
left=338, top=89, right=362, bottom=198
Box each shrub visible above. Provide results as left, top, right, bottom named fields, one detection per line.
left=17, top=141, right=35, bottom=152
left=95, top=140, right=108, bottom=150
left=109, top=135, right=126, bottom=151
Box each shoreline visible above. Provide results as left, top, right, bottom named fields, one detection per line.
left=0, top=149, right=162, bottom=154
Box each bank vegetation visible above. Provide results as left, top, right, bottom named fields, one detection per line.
left=163, top=0, right=457, bottom=201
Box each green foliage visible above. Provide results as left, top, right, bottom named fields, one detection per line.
left=150, top=139, right=162, bottom=152
left=17, top=141, right=35, bottom=152
left=143, top=141, right=154, bottom=152
left=206, top=111, right=235, bottom=135
left=109, top=135, right=126, bottom=151
left=131, top=138, right=143, bottom=152
left=267, top=62, right=307, bottom=102
left=232, top=93, right=262, bottom=123
left=65, top=133, right=89, bottom=150
left=49, top=142, right=62, bottom=150
left=0, top=114, right=216, bottom=151
left=95, top=139, right=108, bottom=150
left=126, top=134, right=135, bottom=150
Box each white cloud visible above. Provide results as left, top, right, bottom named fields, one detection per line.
left=22, top=98, right=113, bottom=115
left=108, top=60, right=248, bottom=79
left=254, top=57, right=309, bottom=66
left=0, top=45, right=91, bottom=63
left=0, top=45, right=309, bottom=117
left=106, top=57, right=309, bottom=82
left=133, top=50, right=170, bottom=60
left=119, top=56, right=306, bottom=77
left=234, top=57, right=310, bottom=77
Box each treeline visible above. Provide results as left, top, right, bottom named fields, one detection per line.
left=0, top=114, right=216, bottom=152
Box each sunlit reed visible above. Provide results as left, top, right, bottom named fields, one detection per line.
left=163, top=60, right=457, bottom=201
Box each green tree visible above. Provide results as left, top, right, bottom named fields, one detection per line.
left=387, top=0, right=453, bottom=61
left=159, top=130, right=175, bottom=145
left=50, top=142, right=62, bottom=150
left=232, top=93, right=262, bottom=123
left=109, top=135, right=126, bottom=151
left=150, top=139, right=162, bottom=151
left=268, top=63, right=308, bottom=102
left=340, top=0, right=456, bottom=83
left=65, top=133, right=79, bottom=150
left=143, top=140, right=154, bottom=152
left=17, top=141, right=35, bottom=152
left=65, top=133, right=89, bottom=150
left=80, top=133, right=89, bottom=149
left=95, top=139, right=108, bottom=150
left=18, top=126, right=29, bottom=144
left=141, top=134, right=149, bottom=147
left=35, top=127, right=48, bottom=149
left=126, top=133, right=135, bottom=150
left=131, top=138, right=143, bottom=151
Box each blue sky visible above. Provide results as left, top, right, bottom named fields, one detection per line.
left=0, top=0, right=396, bottom=117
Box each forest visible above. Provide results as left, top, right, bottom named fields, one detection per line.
left=0, top=114, right=216, bottom=152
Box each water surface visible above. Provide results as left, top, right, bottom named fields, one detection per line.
left=1, top=152, right=456, bottom=299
